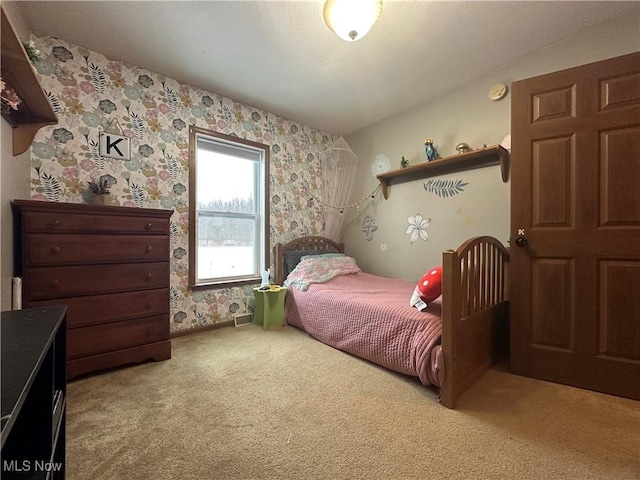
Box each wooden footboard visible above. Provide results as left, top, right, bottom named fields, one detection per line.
left=440, top=236, right=510, bottom=409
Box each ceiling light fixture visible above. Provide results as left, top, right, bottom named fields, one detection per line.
left=323, top=0, right=383, bottom=42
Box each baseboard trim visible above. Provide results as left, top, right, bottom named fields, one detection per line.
left=171, top=320, right=234, bottom=338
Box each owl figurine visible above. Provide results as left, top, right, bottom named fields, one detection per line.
left=425, top=139, right=441, bottom=162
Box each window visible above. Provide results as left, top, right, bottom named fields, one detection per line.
left=189, top=126, right=270, bottom=288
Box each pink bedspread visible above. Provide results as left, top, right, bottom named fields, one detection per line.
left=284, top=272, right=444, bottom=386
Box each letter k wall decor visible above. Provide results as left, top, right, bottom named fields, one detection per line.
left=99, top=131, right=131, bottom=160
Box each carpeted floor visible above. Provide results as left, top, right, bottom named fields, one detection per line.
left=66, top=324, right=640, bottom=480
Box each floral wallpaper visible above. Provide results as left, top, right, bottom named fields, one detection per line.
left=30, top=35, right=333, bottom=332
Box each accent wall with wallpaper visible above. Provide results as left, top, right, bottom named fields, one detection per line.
left=13, top=33, right=334, bottom=332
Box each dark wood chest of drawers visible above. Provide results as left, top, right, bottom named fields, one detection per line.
left=12, top=200, right=173, bottom=379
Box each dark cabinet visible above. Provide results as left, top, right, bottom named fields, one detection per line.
left=1, top=306, right=67, bottom=479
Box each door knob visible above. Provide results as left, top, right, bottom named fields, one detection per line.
left=515, top=235, right=528, bottom=247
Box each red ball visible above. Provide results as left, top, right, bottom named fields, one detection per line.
left=417, top=266, right=442, bottom=302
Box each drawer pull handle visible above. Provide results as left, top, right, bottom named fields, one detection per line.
left=144, top=222, right=153, bottom=231
left=146, top=273, right=153, bottom=281
left=51, top=279, right=60, bottom=287
left=51, top=246, right=60, bottom=254
left=51, top=219, right=60, bottom=227
left=146, top=245, right=153, bottom=253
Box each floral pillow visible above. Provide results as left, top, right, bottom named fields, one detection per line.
left=283, top=250, right=343, bottom=277
left=284, top=256, right=360, bottom=291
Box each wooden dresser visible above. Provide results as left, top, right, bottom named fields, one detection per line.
left=12, top=200, right=172, bottom=379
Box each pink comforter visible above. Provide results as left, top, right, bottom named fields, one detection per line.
left=284, top=272, right=444, bottom=386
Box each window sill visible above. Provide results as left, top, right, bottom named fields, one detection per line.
left=190, top=276, right=261, bottom=290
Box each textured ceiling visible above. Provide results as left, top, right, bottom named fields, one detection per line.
left=17, top=1, right=638, bottom=135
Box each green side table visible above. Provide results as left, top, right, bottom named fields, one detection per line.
left=253, top=287, right=287, bottom=329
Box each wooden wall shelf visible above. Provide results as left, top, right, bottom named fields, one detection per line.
left=376, top=145, right=510, bottom=199
left=1, top=6, right=57, bottom=156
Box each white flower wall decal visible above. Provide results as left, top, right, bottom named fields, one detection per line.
left=405, top=214, right=431, bottom=244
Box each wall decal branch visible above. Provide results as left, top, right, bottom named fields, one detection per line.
left=423, top=178, right=469, bottom=198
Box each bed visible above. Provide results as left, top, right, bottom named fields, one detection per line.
left=274, top=235, right=509, bottom=409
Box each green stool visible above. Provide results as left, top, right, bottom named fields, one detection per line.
left=253, top=287, right=287, bottom=329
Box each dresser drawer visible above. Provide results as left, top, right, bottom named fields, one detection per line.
left=67, top=315, right=169, bottom=359
left=23, top=211, right=169, bottom=234
left=25, top=234, right=169, bottom=266
left=25, top=288, right=169, bottom=328
left=23, top=262, right=169, bottom=300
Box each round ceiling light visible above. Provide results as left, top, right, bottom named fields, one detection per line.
left=323, top=0, right=383, bottom=42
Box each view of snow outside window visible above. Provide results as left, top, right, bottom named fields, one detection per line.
left=196, top=148, right=257, bottom=281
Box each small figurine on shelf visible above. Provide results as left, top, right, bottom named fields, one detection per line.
left=424, top=139, right=441, bottom=162
left=1, top=79, right=22, bottom=116
left=455, top=142, right=471, bottom=155
left=22, top=41, right=40, bottom=64
left=401, top=156, right=410, bottom=168
left=258, top=268, right=271, bottom=290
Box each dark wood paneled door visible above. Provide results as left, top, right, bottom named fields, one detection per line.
left=510, top=52, right=640, bottom=400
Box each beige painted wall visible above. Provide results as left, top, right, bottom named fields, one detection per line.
left=343, top=8, right=640, bottom=282
left=2, top=1, right=29, bottom=39
left=1, top=120, right=31, bottom=311
left=1, top=3, right=32, bottom=311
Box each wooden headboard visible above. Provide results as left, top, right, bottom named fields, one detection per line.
left=274, top=236, right=344, bottom=285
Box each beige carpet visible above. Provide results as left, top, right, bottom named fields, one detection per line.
left=67, top=324, right=640, bottom=480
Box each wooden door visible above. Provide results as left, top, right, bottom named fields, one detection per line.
left=510, top=52, right=640, bottom=400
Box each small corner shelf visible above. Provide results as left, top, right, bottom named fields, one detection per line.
left=1, top=6, right=57, bottom=156
left=376, top=145, right=510, bottom=199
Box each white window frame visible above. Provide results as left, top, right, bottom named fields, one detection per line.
left=189, top=126, right=269, bottom=288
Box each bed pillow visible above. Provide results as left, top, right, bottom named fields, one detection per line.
left=284, top=255, right=359, bottom=291
left=284, top=250, right=343, bottom=275
left=301, top=252, right=344, bottom=260
left=409, top=266, right=442, bottom=310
